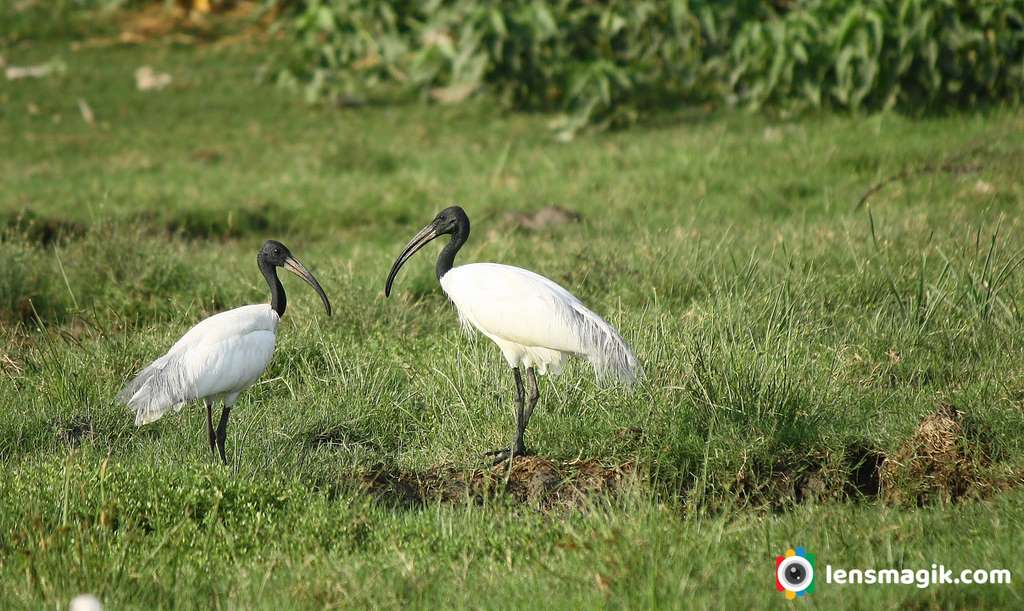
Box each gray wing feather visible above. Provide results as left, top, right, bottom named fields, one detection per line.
left=117, top=353, right=197, bottom=426
left=564, top=302, right=642, bottom=385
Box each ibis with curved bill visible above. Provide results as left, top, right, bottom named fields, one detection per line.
left=386, top=206, right=640, bottom=463
left=117, top=240, right=331, bottom=464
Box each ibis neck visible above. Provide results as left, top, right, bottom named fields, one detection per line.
left=260, top=258, right=286, bottom=317
left=436, top=221, right=469, bottom=280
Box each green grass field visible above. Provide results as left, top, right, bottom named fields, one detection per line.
left=2, top=9, right=1024, bottom=609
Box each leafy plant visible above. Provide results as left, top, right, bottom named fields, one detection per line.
left=729, top=0, right=1024, bottom=112
left=268, top=0, right=741, bottom=137
left=56, top=0, right=1012, bottom=131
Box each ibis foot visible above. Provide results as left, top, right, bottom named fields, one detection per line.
left=485, top=446, right=531, bottom=466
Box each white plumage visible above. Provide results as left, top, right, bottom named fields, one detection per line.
left=440, top=263, right=639, bottom=382
left=69, top=595, right=103, bottom=611
left=117, top=240, right=331, bottom=463
left=118, top=304, right=279, bottom=425
left=386, top=206, right=640, bottom=463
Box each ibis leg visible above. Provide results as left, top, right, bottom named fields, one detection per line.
left=524, top=367, right=540, bottom=431
left=215, top=405, right=232, bottom=465
left=205, top=400, right=217, bottom=457
left=485, top=367, right=528, bottom=465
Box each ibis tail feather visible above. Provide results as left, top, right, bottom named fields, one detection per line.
left=566, top=302, right=641, bottom=385
left=117, top=355, right=194, bottom=426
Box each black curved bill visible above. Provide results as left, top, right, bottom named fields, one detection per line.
left=283, top=256, right=332, bottom=316
left=385, top=223, right=439, bottom=297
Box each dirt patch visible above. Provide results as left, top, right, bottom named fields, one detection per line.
left=726, top=404, right=1024, bottom=511
left=854, top=141, right=1020, bottom=209
left=500, top=206, right=581, bottom=232
left=342, top=420, right=1020, bottom=513
left=2, top=209, right=86, bottom=246
left=53, top=415, right=94, bottom=447
left=731, top=452, right=829, bottom=510
left=147, top=202, right=278, bottom=240
left=320, top=148, right=398, bottom=175
left=10, top=298, right=37, bottom=324
left=190, top=148, right=225, bottom=164
left=0, top=353, right=24, bottom=376
left=878, top=404, right=1018, bottom=506
left=728, top=444, right=886, bottom=511
left=120, top=1, right=255, bottom=41
left=305, top=423, right=382, bottom=454
left=72, top=1, right=267, bottom=49
left=359, top=456, right=635, bottom=510
left=844, top=443, right=886, bottom=498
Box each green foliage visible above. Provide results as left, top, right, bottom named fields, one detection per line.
left=729, top=0, right=1024, bottom=112
left=0, top=0, right=131, bottom=44
left=3, top=35, right=1024, bottom=608
left=268, top=0, right=764, bottom=136
left=270, top=0, right=1024, bottom=135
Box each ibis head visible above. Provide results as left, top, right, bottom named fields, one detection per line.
left=259, top=240, right=332, bottom=316
left=386, top=205, right=470, bottom=296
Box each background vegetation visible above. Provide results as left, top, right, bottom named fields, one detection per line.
left=1, top=2, right=1022, bottom=609
left=271, top=0, right=1024, bottom=136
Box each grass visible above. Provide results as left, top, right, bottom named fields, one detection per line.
left=2, top=7, right=1024, bottom=609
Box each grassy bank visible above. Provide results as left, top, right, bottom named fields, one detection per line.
left=2, top=16, right=1023, bottom=609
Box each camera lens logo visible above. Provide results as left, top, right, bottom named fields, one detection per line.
left=775, top=547, right=815, bottom=600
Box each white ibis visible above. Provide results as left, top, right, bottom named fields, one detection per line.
left=69, top=595, right=103, bottom=611
left=117, top=240, right=331, bottom=463
left=385, top=206, right=640, bottom=463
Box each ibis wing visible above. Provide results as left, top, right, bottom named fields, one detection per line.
left=121, top=330, right=277, bottom=425
left=440, top=263, right=641, bottom=383
left=118, top=305, right=279, bottom=425
left=119, top=350, right=198, bottom=425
